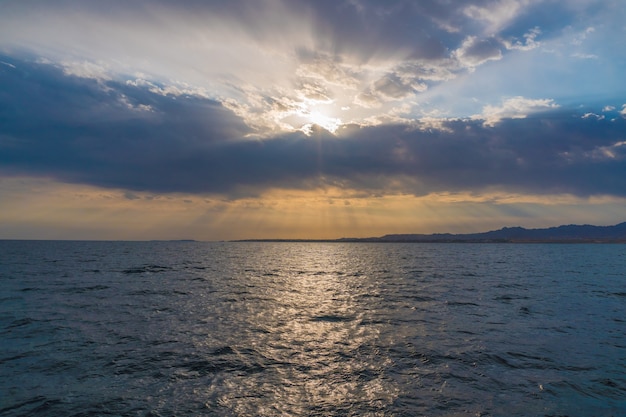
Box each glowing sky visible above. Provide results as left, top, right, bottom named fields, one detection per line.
left=1, top=0, right=626, bottom=240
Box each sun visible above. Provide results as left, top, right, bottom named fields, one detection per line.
left=276, top=98, right=345, bottom=135
left=306, top=110, right=342, bottom=133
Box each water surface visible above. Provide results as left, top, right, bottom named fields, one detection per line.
left=1, top=241, right=625, bottom=416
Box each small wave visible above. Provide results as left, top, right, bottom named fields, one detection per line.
left=446, top=300, right=480, bottom=307
left=2, top=240, right=625, bottom=416
left=62, top=285, right=109, bottom=294
left=211, top=346, right=235, bottom=356
left=401, top=295, right=435, bottom=302
left=180, top=354, right=270, bottom=377
left=0, top=396, right=50, bottom=415
left=310, top=314, right=354, bottom=323
left=0, top=352, right=35, bottom=365
left=122, top=264, right=172, bottom=274
left=127, top=289, right=172, bottom=296
left=6, top=317, right=36, bottom=328
left=493, top=294, right=531, bottom=303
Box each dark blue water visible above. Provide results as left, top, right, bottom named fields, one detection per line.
left=1, top=241, right=625, bottom=416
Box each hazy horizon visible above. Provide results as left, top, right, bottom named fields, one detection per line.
left=1, top=219, right=624, bottom=243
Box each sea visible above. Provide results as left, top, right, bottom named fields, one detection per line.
left=1, top=240, right=625, bottom=417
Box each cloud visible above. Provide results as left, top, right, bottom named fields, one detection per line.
left=571, top=52, right=598, bottom=60
left=295, top=51, right=360, bottom=89
left=473, top=96, right=559, bottom=126
left=1, top=60, right=17, bottom=69
left=3, top=0, right=594, bottom=135
left=581, top=141, right=626, bottom=162
left=2, top=57, right=626, bottom=201
left=0, top=57, right=252, bottom=189
left=571, top=26, right=595, bottom=45
left=0, top=0, right=625, bottom=241
left=504, top=26, right=541, bottom=51
left=582, top=112, right=604, bottom=120
left=463, top=0, right=535, bottom=34
left=60, top=60, right=112, bottom=83
left=363, top=73, right=428, bottom=104
left=453, top=36, right=504, bottom=68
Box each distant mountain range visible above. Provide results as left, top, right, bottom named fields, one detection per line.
left=238, top=222, right=626, bottom=243
left=337, top=222, right=626, bottom=243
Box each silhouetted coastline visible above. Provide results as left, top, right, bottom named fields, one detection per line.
left=236, top=222, right=626, bottom=243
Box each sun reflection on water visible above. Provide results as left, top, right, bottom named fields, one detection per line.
left=204, top=243, right=398, bottom=415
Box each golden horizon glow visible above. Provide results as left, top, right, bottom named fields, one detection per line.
left=1, top=177, right=625, bottom=241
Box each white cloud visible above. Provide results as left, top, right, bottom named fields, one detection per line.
left=295, top=81, right=333, bottom=102
left=396, top=60, right=457, bottom=83
left=354, top=91, right=384, bottom=109
left=118, top=94, right=153, bottom=113
left=372, top=74, right=426, bottom=100
left=504, top=27, right=541, bottom=51
left=463, top=0, right=533, bottom=34
left=582, top=112, right=604, bottom=120
left=474, top=96, right=559, bottom=126
left=453, top=36, right=503, bottom=69
left=584, top=141, right=626, bottom=161
left=295, top=54, right=361, bottom=89
left=621, top=104, right=626, bottom=117
left=126, top=78, right=213, bottom=100
left=602, top=105, right=615, bottom=112
left=571, top=52, right=598, bottom=60
left=60, top=60, right=111, bottom=83
left=571, top=26, right=595, bottom=45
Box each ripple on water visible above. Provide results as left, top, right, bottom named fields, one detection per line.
left=1, top=241, right=625, bottom=416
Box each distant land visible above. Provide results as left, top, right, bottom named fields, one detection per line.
left=237, top=222, right=626, bottom=243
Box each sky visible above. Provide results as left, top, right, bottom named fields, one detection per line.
left=1, top=0, right=626, bottom=240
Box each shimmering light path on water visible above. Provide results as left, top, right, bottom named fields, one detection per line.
left=1, top=241, right=625, bottom=416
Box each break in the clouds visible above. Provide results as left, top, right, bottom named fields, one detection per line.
left=1, top=0, right=625, bottom=238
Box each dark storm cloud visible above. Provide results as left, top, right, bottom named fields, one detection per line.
left=1, top=56, right=625, bottom=197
